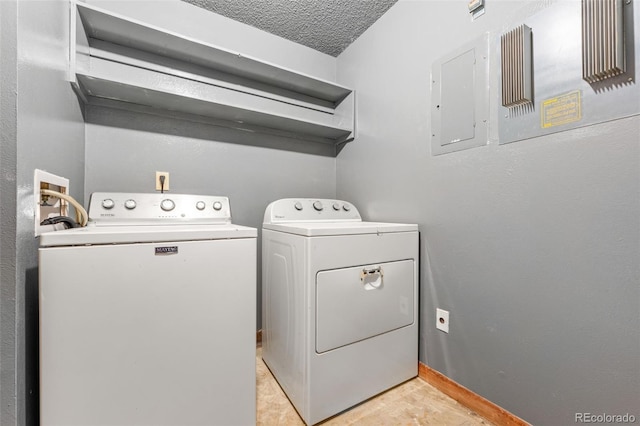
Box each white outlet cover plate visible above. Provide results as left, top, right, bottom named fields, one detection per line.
left=436, top=308, right=450, bottom=333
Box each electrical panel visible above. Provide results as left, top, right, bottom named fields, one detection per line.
left=431, top=33, right=490, bottom=156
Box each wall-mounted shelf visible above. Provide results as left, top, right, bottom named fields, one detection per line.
left=70, top=1, right=355, bottom=145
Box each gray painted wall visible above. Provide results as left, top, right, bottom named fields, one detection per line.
left=1, top=2, right=19, bottom=424
left=336, top=0, right=640, bottom=424
left=83, top=1, right=338, bottom=330
left=1, top=1, right=86, bottom=424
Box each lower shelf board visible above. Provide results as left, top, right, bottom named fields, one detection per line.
left=73, top=57, right=355, bottom=146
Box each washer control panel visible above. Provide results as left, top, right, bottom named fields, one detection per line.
left=264, top=198, right=361, bottom=223
left=88, top=192, right=232, bottom=225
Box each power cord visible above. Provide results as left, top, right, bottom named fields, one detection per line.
left=40, top=216, right=80, bottom=229
left=159, top=175, right=166, bottom=194
left=40, top=189, right=89, bottom=227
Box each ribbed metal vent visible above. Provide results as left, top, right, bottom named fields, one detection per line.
left=582, top=0, right=625, bottom=83
left=501, top=24, right=533, bottom=108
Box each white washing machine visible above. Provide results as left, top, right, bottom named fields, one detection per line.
left=261, top=198, right=418, bottom=425
left=39, top=192, right=257, bottom=426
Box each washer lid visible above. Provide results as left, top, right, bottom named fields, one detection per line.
left=39, top=223, right=257, bottom=247
left=262, top=221, right=417, bottom=237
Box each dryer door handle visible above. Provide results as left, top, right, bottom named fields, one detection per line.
left=360, top=266, right=383, bottom=290
left=360, top=266, right=383, bottom=279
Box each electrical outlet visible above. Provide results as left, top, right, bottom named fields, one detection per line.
left=34, top=169, right=70, bottom=236
left=436, top=308, right=450, bottom=333
left=156, top=171, right=170, bottom=191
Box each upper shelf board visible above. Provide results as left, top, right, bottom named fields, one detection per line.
left=75, top=2, right=352, bottom=106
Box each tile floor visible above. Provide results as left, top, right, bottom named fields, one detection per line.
left=256, top=347, right=493, bottom=425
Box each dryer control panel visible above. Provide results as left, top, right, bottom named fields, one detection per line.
left=264, top=198, right=362, bottom=224
left=88, top=192, right=231, bottom=225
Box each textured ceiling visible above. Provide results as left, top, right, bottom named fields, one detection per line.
left=180, top=0, right=398, bottom=57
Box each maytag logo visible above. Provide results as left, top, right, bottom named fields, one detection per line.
left=155, top=246, right=178, bottom=255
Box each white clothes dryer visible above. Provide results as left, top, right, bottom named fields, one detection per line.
left=261, top=198, right=418, bottom=425
left=39, top=193, right=257, bottom=426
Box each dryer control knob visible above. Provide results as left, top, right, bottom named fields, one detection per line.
left=195, top=201, right=206, bottom=211
left=343, top=204, right=351, bottom=212
left=332, top=202, right=341, bottom=211
left=313, top=201, right=324, bottom=211
left=294, top=202, right=303, bottom=211
left=102, top=199, right=115, bottom=210
left=124, top=199, right=137, bottom=210
left=212, top=201, right=223, bottom=211
left=160, top=199, right=175, bottom=212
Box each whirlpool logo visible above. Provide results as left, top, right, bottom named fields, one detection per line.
left=155, top=246, right=178, bottom=255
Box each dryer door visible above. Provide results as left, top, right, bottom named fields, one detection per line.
left=315, top=259, right=415, bottom=353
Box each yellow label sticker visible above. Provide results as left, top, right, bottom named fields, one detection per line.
left=541, top=90, right=582, bottom=128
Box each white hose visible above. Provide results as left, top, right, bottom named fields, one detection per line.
left=40, top=189, right=89, bottom=227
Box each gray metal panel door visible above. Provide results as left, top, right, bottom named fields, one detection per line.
left=315, top=260, right=414, bottom=353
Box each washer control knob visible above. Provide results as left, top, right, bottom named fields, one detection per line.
left=343, top=204, right=351, bottom=212
left=294, top=202, right=303, bottom=211
left=212, top=201, right=223, bottom=211
left=160, top=199, right=175, bottom=212
left=332, top=202, right=341, bottom=211
left=124, top=199, right=137, bottom=210
left=102, top=199, right=115, bottom=210
left=313, top=201, right=324, bottom=211
left=195, top=201, right=206, bottom=211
